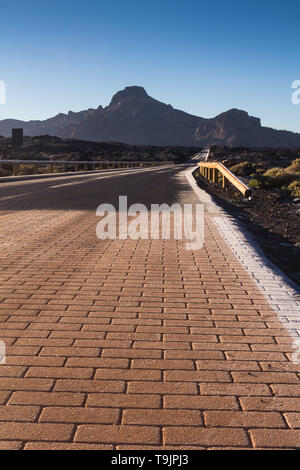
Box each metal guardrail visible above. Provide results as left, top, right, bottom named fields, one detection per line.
left=0, top=160, right=170, bottom=177
left=0, top=160, right=167, bottom=164
left=197, top=161, right=252, bottom=198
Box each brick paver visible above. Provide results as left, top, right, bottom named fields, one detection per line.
left=0, top=168, right=299, bottom=449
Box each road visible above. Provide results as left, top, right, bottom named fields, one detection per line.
left=0, top=164, right=299, bottom=450
left=190, top=149, right=210, bottom=163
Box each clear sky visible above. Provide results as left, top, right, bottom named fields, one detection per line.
left=0, top=0, right=299, bottom=132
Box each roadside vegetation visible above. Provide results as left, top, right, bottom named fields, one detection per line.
left=229, top=158, right=300, bottom=197
left=213, top=146, right=300, bottom=198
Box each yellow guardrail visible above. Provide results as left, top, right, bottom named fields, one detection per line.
left=197, top=161, right=252, bottom=198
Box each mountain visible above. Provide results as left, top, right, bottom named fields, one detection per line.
left=194, top=109, right=300, bottom=147
left=1, top=86, right=300, bottom=148
left=69, top=86, right=202, bottom=146
left=0, top=109, right=97, bottom=139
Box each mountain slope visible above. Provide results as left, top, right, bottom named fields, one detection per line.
left=69, top=86, right=202, bottom=146
left=0, top=86, right=300, bottom=148
left=194, top=109, right=300, bottom=147
left=0, top=109, right=96, bottom=139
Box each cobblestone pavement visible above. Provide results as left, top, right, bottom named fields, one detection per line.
left=0, top=166, right=299, bottom=450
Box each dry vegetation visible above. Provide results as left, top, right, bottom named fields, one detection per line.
left=212, top=146, right=300, bottom=198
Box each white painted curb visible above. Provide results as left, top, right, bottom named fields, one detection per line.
left=186, top=167, right=300, bottom=362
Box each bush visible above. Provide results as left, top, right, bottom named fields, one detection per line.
left=229, top=161, right=256, bottom=176
left=288, top=180, right=300, bottom=197
left=286, top=158, right=300, bottom=173
left=249, top=178, right=261, bottom=189
left=263, top=165, right=299, bottom=188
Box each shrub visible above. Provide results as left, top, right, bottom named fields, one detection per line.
left=288, top=180, right=300, bottom=197
left=286, top=158, right=300, bottom=173
left=263, top=166, right=298, bottom=188
left=229, top=161, right=256, bottom=176
left=249, top=178, right=261, bottom=189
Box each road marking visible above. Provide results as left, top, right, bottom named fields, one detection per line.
left=50, top=171, right=140, bottom=188
left=0, top=166, right=166, bottom=189
left=0, top=192, right=31, bottom=201
left=50, top=166, right=172, bottom=188
left=50, top=179, right=98, bottom=188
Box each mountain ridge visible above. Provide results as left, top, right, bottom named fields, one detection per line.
left=1, top=86, right=300, bottom=148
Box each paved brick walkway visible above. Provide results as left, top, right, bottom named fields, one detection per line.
left=0, top=168, right=299, bottom=449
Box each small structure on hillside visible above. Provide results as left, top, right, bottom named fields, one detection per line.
left=12, top=128, right=23, bottom=146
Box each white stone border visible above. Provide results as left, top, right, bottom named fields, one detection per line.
left=186, top=167, right=300, bottom=362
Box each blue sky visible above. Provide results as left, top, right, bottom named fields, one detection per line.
left=0, top=0, right=299, bottom=132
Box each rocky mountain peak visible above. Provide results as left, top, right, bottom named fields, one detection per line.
left=109, top=86, right=148, bottom=106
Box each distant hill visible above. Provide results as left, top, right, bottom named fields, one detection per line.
left=194, top=108, right=300, bottom=148
left=0, top=108, right=96, bottom=140
left=1, top=86, right=300, bottom=148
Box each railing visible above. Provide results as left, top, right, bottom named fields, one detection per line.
left=0, top=160, right=170, bottom=177
left=196, top=161, right=252, bottom=198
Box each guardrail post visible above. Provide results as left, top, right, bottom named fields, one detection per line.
left=222, top=174, right=227, bottom=189
left=75, top=164, right=79, bottom=172
left=212, top=168, right=216, bottom=183
left=13, top=164, right=19, bottom=176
